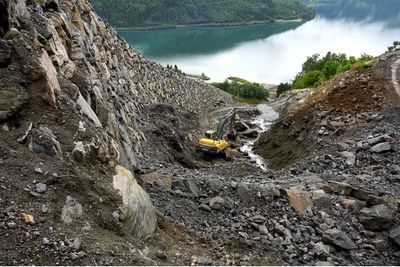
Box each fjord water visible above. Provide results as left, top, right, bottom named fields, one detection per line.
left=119, top=17, right=400, bottom=84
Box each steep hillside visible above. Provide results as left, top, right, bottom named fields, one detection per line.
left=2, top=0, right=400, bottom=266
left=255, top=52, right=400, bottom=170
left=0, top=0, right=248, bottom=265
left=89, top=0, right=315, bottom=28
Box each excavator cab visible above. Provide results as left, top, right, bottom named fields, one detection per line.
left=205, top=130, right=216, bottom=139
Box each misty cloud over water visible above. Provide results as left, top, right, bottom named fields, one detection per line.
left=123, top=17, right=400, bottom=84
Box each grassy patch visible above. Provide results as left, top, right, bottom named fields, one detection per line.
left=212, top=80, right=269, bottom=102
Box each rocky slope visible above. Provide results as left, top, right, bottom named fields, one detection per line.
left=2, top=0, right=400, bottom=266
left=140, top=43, right=400, bottom=267
left=138, top=52, right=400, bottom=266
left=0, top=0, right=247, bottom=265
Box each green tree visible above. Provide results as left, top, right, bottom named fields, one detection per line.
left=302, top=54, right=321, bottom=73
left=322, top=60, right=339, bottom=80
left=277, top=82, right=291, bottom=96
left=387, top=41, right=400, bottom=52
left=212, top=80, right=269, bottom=101
left=292, top=70, right=322, bottom=89
left=291, top=52, right=372, bottom=90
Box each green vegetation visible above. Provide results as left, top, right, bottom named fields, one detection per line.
left=276, top=82, right=291, bottom=97
left=387, top=41, right=400, bottom=52
left=166, top=64, right=183, bottom=74
left=276, top=52, right=373, bottom=95
left=89, top=0, right=315, bottom=28
left=212, top=80, right=269, bottom=103
left=291, top=52, right=372, bottom=89
left=166, top=64, right=210, bottom=81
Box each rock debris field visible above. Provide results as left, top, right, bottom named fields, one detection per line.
left=1, top=0, right=400, bottom=265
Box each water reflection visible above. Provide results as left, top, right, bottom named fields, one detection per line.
left=302, top=0, right=400, bottom=27
left=121, top=17, right=400, bottom=84
left=119, top=22, right=302, bottom=57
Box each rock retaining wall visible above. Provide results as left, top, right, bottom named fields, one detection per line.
left=0, top=0, right=233, bottom=169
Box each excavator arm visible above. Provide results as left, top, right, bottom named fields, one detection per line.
left=196, top=108, right=236, bottom=156
left=215, top=108, right=236, bottom=140
left=197, top=107, right=258, bottom=157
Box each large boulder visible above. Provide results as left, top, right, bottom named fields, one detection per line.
left=312, top=190, right=333, bottom=211
left=242, top=128, right=259, bottom=138
left=6, top=0, right=30, bottom=30
left=370, top=142, right=392, bottom=153
left=76, top=92, right=102, bottom=127
left=209, top=196, right=224, bottom=210
left=139, top=172, right=172, bottom=190
left=322, top=229, right=356, bottom=250
left=237, top=183, right=251, bottom=204
left=183, top=178, right=200, bottom=197
left=359, top=204, right=394, bottom=231
left=23, top=50, right=61, bottom=108
left=113, top=165, right=157, bottom=240
left=280, top=188, right=312, bottom=215
left=234, top=120, right=250, bottom=132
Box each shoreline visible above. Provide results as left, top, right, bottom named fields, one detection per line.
left=116, top=18, right=305, bottom=31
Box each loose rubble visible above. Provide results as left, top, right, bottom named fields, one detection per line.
left=0, top=0, right=399, bottom=265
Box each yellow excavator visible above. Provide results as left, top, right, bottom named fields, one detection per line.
left=196, top=108, right=238, bottom=157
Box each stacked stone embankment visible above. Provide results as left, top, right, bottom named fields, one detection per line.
left=0, top=0, right=233, bottom=169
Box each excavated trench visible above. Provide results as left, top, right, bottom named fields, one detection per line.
left=240, top=104, right=279, bottom=171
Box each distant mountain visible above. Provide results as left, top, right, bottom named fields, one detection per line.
left=89, top=0, right=315, bottom=29
left=299, top=0, right=400, bottom=25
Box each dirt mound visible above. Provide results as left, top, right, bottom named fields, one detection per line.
left=138, top=104, right=202, bottom=169
left=254, top=108, right=317, bottom=170
left=255, top=53, right=400, bottom=170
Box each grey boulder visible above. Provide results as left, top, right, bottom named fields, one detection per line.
left=389, top=225, right=400, bottom=246
left=370, top=142, right=391, bottom=153
left=359, top=204, right=393, bottom=231
left=322, top=229, right=356, bottom=250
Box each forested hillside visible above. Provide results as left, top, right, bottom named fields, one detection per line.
left=299, top=0, right=400, bottom=25
left=89, top=0, right=315, bottom=28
